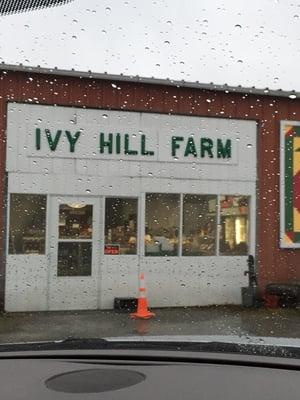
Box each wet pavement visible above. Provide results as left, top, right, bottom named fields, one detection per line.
left=0, top=306, right=299, bottom=343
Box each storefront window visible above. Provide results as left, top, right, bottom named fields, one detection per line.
left=57, top=203, right=93, bottom=276
left=145, top=193, right=180, bottom=256
left=59, top=204, right=93, bottom=239
left=9, top=194, right=46, bottom=255
left=219, top=195, right=249, bottom=255
left=105, top=197, right=138, bottom=255
left=182, top=195, right=217, bottom=256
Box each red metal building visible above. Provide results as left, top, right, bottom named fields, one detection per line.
left=0, top=64, right=299, bottom=311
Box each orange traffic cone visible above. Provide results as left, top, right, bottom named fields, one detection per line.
left=130, top=272, right=155, bottom=319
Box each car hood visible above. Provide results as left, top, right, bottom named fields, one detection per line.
left=104, top=334, right=300, bottom=348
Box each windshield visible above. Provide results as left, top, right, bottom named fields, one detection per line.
left=0, top=0, right=299, bottom=351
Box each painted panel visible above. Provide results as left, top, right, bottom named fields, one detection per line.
left=280, top=120, right=300, bottom=248
left=6, top=103, right=256, bottom=182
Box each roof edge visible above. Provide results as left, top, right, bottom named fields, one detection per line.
left=0, top=62, right=298, bottom=99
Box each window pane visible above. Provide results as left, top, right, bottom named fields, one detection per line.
left=219, top=195, right=249, bottom=255
left=9, top=194, right=46, bottom=255
left=145, top=193, right=180, bottom=256
left=105, top=198, right=138, bottom=255
left=59, top=204, right=93, bottom=239
left=57, top=242, right=92, bottom=276
left=182, top=195, right=217, bottom=256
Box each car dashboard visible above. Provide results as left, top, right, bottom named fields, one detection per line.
left=0, top=343, right=300, bottom=399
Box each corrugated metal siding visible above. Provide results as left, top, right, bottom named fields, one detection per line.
left=1, top=70, right=300, bottom=307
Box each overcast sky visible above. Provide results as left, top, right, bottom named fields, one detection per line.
left=0, top=0, right=299, bottom=91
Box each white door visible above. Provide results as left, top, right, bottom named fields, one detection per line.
left=48, top=196, right=101, bottom=310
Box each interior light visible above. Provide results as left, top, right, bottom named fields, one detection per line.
left=67, top=203, right=86, bottom=209
left=235, top=218, right=241, bottom=244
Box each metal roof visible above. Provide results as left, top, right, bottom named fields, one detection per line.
left=0, top=62, right=298, bottom=99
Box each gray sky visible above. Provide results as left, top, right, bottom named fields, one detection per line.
left=0, top=0, right=300, bottom=91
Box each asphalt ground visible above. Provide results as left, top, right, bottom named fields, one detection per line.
left=0, top=305, right=299, bottom=343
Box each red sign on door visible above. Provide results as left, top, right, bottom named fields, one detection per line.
left=104, top=244, right=120, bottom=255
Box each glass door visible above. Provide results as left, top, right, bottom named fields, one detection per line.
left=57, top=202, right=93, bottom=276
left=48, top=196, right=101, bottom=310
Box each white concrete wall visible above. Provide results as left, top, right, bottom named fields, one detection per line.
left=5, top=255, right=48, bottom=312
left=5, top=103, right=257, bottom=312
left=100, top=256, right=248, bottom=309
